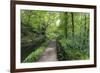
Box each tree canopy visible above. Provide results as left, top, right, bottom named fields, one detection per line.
left=21, top=10, right=90, bottom=62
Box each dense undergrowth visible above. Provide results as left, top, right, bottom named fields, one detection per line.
left=23, top=42, right=48, bottom=62
left=56, top=37, right=89, bottom=61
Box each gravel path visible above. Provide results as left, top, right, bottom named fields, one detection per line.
left=38, top=40, right=58, bottom=62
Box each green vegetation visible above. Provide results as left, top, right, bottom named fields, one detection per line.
left=56, top=12, right=90, bottom=60
left=21, top=10, right=90, bottom=63
left=23, top=42, right=47, bottom=62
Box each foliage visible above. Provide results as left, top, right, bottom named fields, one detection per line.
left=21, top=9, right=90, bottom=62
left=23, top=46, right=45, bottom=62
left=23, top=42, right=48, bottom=62
left=56, top=38, right=89, bottom=60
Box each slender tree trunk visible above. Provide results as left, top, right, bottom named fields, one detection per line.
left=80, top=13, right=82, bottom=50
left=64, top=12, right=68, bottom=38
left=27, top=11, right=32, bottom=26
left=71, top=13, right=74, bottom=40
left=84, top=14, right=87, bottom=38
left=83, top=14, right=87, bottom=47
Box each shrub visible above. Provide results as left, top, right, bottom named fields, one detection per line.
left=22, top=41, right=48, bottom=63
left=23, top=46, right=45, bottom=63
left=56, top=37, right=89, bottom=61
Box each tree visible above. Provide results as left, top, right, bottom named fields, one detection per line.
left=64, top=12, right=68, bottom=38
left=71, top=12, right=74, bottom=40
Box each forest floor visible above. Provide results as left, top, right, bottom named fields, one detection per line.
left=38, top=40, right=58, bottom=62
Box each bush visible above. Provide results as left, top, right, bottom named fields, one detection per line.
left=56, top=37, right=89, bottom=61
left=21, top=35, right=46, bottom=62
left=23, top=46, right=45, bottom=63
left=64, top=49, right=82, bottom=60
left=22, top=41, right=48, bottom=63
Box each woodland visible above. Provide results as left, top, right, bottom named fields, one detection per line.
left=21, top=10, right=90, bottom=63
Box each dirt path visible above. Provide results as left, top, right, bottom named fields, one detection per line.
left=38, top=40, right=58, bottom=62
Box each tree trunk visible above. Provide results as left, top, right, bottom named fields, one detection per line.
left=79, top=13, right=82, bottom=50
left=83, top=14, right=87, bottom=48
left=71, top=13, right=74, bottom=40
left=64, top=12, right=68, bottom=38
